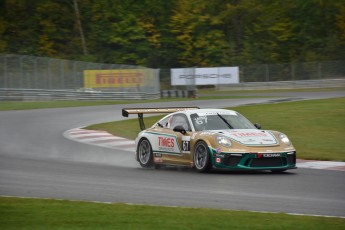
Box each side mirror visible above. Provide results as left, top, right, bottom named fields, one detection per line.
left=254, top=123, right=261, bottom=129
left=173, top=125, right=187, bottom=134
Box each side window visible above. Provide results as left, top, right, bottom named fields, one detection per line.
left=158, top=115, right=172, bottom=128
left=170, top=114, right=191, bottom=131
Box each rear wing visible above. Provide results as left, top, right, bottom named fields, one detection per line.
left=122, top=107, right=200, bottom=130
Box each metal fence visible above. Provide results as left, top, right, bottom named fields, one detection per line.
left=0, top=54, right=160, bottom=96
left=241, top=61, right=345, bottom=82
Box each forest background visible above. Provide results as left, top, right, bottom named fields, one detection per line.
left=1, top=0, right=344, bottom=69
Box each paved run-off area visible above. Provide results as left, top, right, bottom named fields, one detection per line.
left=64, top=128, right=345, bottom=172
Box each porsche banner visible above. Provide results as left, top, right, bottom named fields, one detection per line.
left=171, top=67, right=239, bottom=86
left=83, top=69, right=153, bottom=88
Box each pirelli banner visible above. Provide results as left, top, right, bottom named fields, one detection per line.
left=83, top=69, right=156, bottom=88
left=171, top=67, right=239, bottom=86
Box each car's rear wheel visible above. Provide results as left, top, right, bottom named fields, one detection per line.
left=137, top=138, right=153, bottom=168
left=194, top=141, right=211, bottom=173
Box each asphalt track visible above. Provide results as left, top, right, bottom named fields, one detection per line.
left=1, top=91, right=345, bottom=217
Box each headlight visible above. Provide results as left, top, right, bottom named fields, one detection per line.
left=279, top=133, right=291, bottom=145
left=216, top=135, right=232, bottom=147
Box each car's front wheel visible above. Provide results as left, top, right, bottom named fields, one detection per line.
left=137, top=138, right=153, bottom=168
left=194, top=141, right=211, bottom=173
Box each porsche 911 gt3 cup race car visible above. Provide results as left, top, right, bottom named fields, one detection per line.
left=122, top=107, right=297, bottom=173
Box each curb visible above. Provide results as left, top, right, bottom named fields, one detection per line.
left=296, top=159, right=345, bottom=172
left=63, top=128, right=136, bottom=152
left=64, top=128, right=345, bottom=172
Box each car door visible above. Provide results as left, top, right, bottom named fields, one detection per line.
left=163, top=113, right=192, bottom=166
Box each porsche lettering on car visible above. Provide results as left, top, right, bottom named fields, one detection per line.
left=122, top=107, right=297, bottom=173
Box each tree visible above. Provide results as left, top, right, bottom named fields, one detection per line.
left=0, top=0, right=343, bottom=67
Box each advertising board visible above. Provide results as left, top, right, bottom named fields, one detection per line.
left=84, top=69, right=152, bottom=88
left=171, top=67, right=239, bottom=86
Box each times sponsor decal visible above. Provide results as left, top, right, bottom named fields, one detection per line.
left=158, top=136, right=175, bottom=152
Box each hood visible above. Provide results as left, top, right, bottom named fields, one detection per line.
left=215, top=129, right=279, bottom=146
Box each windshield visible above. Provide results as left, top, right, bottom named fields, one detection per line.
left=190, top=112, right=256, bottom=131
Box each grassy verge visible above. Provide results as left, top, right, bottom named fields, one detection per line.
left=86, top=97, right=345, bottom=161
left=1, top=197, right=344, bottom=230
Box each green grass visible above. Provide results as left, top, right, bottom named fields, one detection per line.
left=86, top=97, right=345, bottom=161
left=0, top=197, right=344, bottom=230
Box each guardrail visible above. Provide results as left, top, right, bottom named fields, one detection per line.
left=0, top=89, right=160, bottom=101
left=1, top=79, right=344, bottom=101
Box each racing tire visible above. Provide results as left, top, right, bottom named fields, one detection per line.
left=194, top=141, right=211, bottom=173
left=137, top=138, right=154, bottom=168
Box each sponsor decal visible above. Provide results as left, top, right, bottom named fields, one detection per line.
left=178, top=73, right=232, bottom=79
left=182, top=136, right=191, bottom=141
left=154, top=157, right=163, bottom=163
left=263, top=153, right=281, bottom=158
left=196, top=111, right=236, bottom=116
left=146, top=132, right=181, bottom=154
left=257, top=153, right=281, bottom=158
left=232, top=132, right=268, bottom=138
left=229, top=130, right=278, bottom=146
left=84, top=69, right=152, bottom=88
left=200, top=131, right=214, bottom=136
left=171, top=67, right=239, bottom=86
left=216, top=148, right=222, bottom=153
left=229, top=149, right=246, bottom=152
left=158, top=136, right=175, bottom=152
